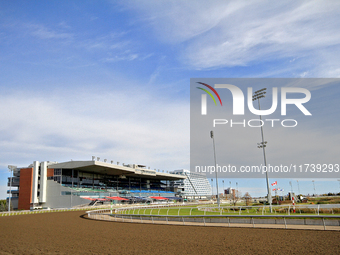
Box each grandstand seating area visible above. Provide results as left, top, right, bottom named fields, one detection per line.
left=129, top=190, right=174, bottom=194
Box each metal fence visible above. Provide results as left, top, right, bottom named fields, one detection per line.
left=112, top=204, right=340, bottom=216
left=86, top=206, right=340, bottom=231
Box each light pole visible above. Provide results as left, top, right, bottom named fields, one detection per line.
left=210, top=130, right=220, bottom=208
left=253, top=88, right=272, bottom=212
left=312, top=180, right=316, bottom=196
left=211, top=179, right=214, bottom=197
left=236, top=182, right=238, bottom=205
left=297, top=180, right=301, bottom=195
left=229, top=181, right=232, bottom=205
left=222, top=180, right=225, bottom=199
left=289, top=181, right=293, bottom=199
left=8, top=165, right=17, bottom=212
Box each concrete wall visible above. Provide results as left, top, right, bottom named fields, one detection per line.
left=40, top=161, right=47, bottom=203
left=44, top=180, right=89, bottom=209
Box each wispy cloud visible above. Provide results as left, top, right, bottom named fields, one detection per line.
left=25, top=23, right=73, bottom=40
left=80, top=32, right=130, bottom=50
left=125, top=1, right=340, bottom=76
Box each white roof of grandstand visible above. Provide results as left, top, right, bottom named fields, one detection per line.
left=48, top=160, right=186, bottom=180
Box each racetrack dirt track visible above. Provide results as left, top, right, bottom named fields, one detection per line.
left=0, top=211, right=339, bottom=255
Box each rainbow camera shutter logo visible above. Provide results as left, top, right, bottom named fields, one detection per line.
left=196, top=82, right=223, bottom=115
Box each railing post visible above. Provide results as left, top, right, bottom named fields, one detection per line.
left=323, top=218, right=326, bottom=230
left=284, top=217, right=287, bottom=229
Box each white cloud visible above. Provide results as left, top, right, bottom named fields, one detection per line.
left=0, top=87, right=189, bottom=171
left=125, top=1, right=340, bottom=75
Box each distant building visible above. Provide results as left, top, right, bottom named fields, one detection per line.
left=170, top=169, right=212, bottom=199
left=224, top=188, right=231, bottom=195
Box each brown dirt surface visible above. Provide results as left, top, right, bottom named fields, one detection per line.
left=0, top=211, right=339, bottom=255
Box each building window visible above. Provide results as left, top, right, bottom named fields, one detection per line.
left=54, top=169, right=62, bottom=176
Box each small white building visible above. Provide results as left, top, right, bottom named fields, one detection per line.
left=170, top=169, right=212, bottom=199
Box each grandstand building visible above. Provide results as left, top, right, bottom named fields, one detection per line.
left=170, top=169, right=212, bottom=199
left=7, top=159, right=186, bottom=210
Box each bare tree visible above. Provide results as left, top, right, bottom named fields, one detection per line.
left=231, top=189, right=242, bottom=206
left=243, top=192, right=252, bottom=206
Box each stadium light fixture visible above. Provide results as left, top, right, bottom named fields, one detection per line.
left=312, top=180, right=316, bottom=196
left=210, top=130, right=220, bottom=208
left=253, top=88, right=272, bottom=212
left=8, top=165, right=17, bottom=212
left=296, top=180, right=301, bottom=195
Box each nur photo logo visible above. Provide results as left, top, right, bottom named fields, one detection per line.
left=196, top=82, right=312, bottom=128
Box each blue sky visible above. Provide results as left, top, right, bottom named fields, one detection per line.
left=1, top=1, right=339, bottom=199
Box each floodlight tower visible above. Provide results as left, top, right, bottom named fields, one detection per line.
left=289, top=181, right=293, bottom=196
left=8, top=165, right=17, bottom=212
left=253, top=88, right=272, bottom=212
left=297, top=180, right=301, bottom=195
left=312, top=180, right=316, bottom=196
left=236, top=182, right=239, bottom=203
left=210, top=130, right=220, bottom=208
